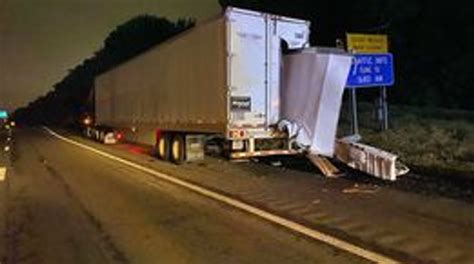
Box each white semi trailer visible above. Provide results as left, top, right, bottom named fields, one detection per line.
left=91, top=7, right=311, bottom=163
left=88, top=7, right=409, bottom=181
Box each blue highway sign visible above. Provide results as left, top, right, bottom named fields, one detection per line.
left=0, top=110, right=7, bottom=119
left=346, top=53, right=394, bottom=88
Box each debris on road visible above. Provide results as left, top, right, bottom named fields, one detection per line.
left=270, top=161, right=283, bottom=167
left=335, top=136, right=410, bottom=181
left=342, top=184, right=380, bottom=194
left=307, top=154, right=342, bottom=178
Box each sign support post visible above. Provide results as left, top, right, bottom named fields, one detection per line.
left=350, top=88, right=359, bottom=135
left=376, top=86, right=389, bottom=131
left=381, top=86, right=388, bottom=131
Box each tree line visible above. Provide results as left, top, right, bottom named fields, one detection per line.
left=13, top=15, right=194, bottom=125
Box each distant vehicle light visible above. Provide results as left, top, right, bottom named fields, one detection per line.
left=83, top=117, right=92, bottom=126
left=115, top=132, right=123, bottom=140
left=10, top=121, right=15, bottom=127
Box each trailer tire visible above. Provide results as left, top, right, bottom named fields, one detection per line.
left=171, top=134, right=186, bottom=164
left=157, top=133, right=172, bottom=161
left=221, top=140, right=232, bottom=159
left=99, top=131, right=106, bottom=143
left=94, top=130, right=100, bottom=141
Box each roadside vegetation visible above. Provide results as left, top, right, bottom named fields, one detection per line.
left=339, top=102, right=474, bottom=180
left=13, top=15, right=194, bottom=125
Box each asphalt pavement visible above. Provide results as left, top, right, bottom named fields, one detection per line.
left=2, top=127, right=474, bottom=264
left=58, top=128, right=474, bottom=263
left=0, top=128, right=370, bottom=264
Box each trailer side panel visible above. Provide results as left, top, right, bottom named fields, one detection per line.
left=96, top=17, right=228, bottom=145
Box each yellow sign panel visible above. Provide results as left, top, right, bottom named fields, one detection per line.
left=346, top=33, right=388, bottom=53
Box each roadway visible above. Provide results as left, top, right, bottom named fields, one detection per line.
left=1, top=127, right=473, bottom=263
left=1, top=128, right=369, bottom=263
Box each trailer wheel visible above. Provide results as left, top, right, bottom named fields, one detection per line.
left=157, top=133, right=171, bottom=161
left=99, top=131, right=105, bottom=143
left=94, top=130, right=100, bottom=141
left=171, top=134, right=186, bottom=164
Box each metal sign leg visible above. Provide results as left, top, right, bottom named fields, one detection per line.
left=350, top=88, right=359, bottom=135
left=381, top=87, right=388, bottom=131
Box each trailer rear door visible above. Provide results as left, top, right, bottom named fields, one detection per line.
left=226, top=9, right=310, bottom=130
left=227, top=9, right=267, bottom=129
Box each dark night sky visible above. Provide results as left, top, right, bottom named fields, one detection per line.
left=0, top=0, right=220, bottom=112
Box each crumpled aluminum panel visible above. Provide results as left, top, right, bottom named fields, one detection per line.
left=280, top=48, right=353, bottom=156
left=335, top=138, right=410, bottom=181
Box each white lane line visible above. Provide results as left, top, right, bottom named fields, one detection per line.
left=0, top=167, right=6, bottom=182
left=44, top=127, right=400, bottom=264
